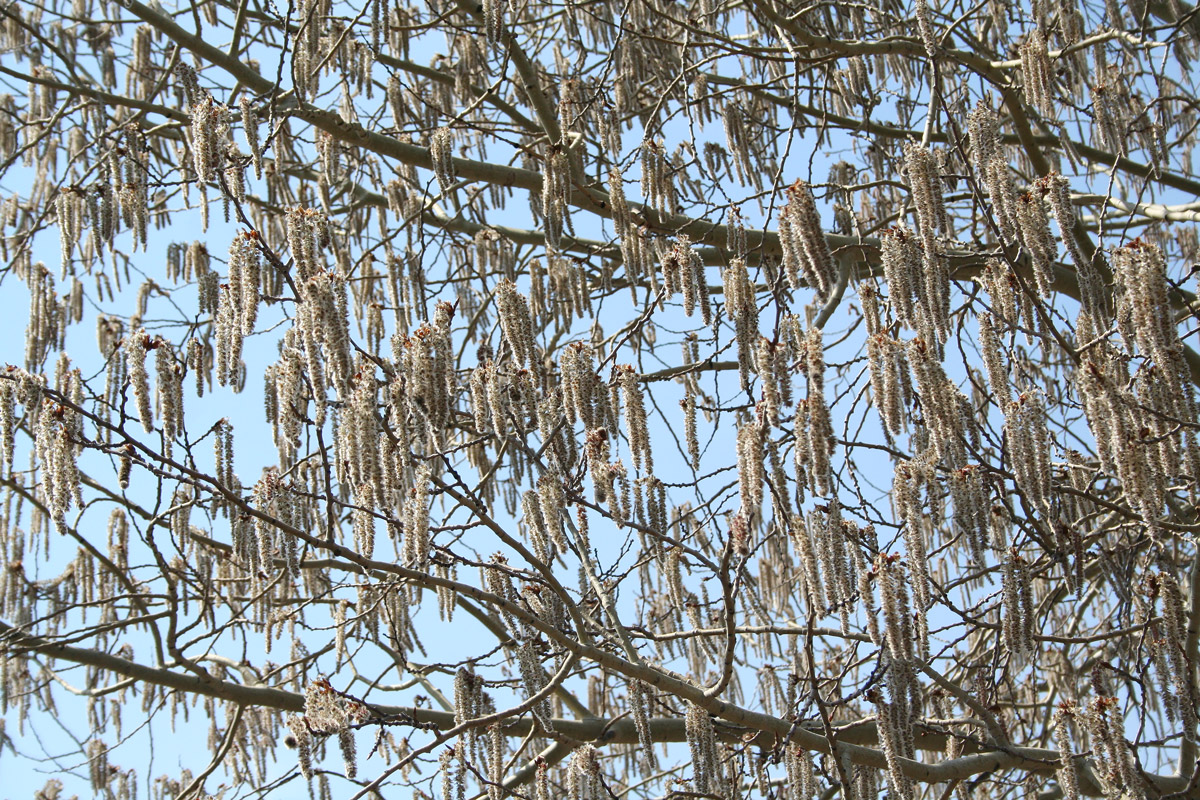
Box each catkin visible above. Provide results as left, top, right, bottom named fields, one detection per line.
left=804, top=329, right=834, bottom=497
left=1020, top=28, right=1055, bottom=117
left=542, top=147, right=570, bottom=249
left=494, top=279, right=536, bottom=368
left=685, top=703, right=719, bottom=795
left=640, top=139, right=676, bottom=216
left=1015, top=188, right=1057, bottom=298
left=125, top=329, right=154, bottom=433
left=618, top=366, right=653, bottom=473
left=431, top=127, right=455, bottom=193
left=723, top=258, right=759, bottom=391
left=779, top=180, right=836, bottom=298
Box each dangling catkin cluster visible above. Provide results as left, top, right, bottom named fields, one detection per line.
left=617, top=365, right=652, bottom=473
left=628, top=680, right=657, bottom=771
left=125, top=329, right=154, bottom=433
left=914, top=0, right=937, bottom=56
left=154, top=340, right=183, bottom=451
left=685, top=703, right=720, bottom=795
left=978, top=312, right=1009, bottom=403
left=391, top=303, right=456, bottom=448
left=35, top=402, right=81, bottom=530
left=1020, top=28, right=1055, bottom=117
left=907, top=337, right=972, bottom=467
left=56, top=187, right=85, bottom=272
left=1014, top=186, right=1057, bottom=299
left=892, top=460, right=931, bottom=646
left=1112, top=240, right=1188, bottom=377
left=1154, top=572, right=1197, bottom=735
left=542, top=146, right=570, bottom=250
left=873, top=555, right=918, bottom=800
left=403, top=462, right=432, bottom=570
left=641, top=139, right=676, bottom=216
left=797, top=328, right=834, bottom=497
left=967, top=101, right=1020, bottom=245
left=1001, top=548, right=1035, bottom=663
left=723, top=258, right=759, bottom=391
left=880, top=223, right=948, bottom=343
left=659, top=236, right=710, bottom=322
left=190, top=94, right=228, bottom=187
left=1054, top=705, right=1080, bottom=800
left=1074, top=320, right=1170, bottom=523
left=778, top=180, right=836, bottom=298
left=568, top=744, right=603, bottom=800
left=902, top=143, right=950, bottom=330
left=1004, top=392, right=1053, bottom=511
left=1087, top=695, right=1138, bottom=795
left=561, top=342, right=607, bottom=431
left=948, top=464, right=990, bottom=564
left=430, top=127, right=455, bottom=192
left=239, top=96, right=263, bottom=180
left=494, top=279, right=535, bottom=367
left=286, top=206, right=325, bottom=285
left=608, top=167, right=652, bottom=299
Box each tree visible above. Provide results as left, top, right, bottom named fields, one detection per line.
left=2, top=0, right=1200, bottom=796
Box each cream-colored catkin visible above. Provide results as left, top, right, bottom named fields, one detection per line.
left=640, top=139, right=676, bottom=217
left=685, top=703, right=719, bottom=795
left=618, top=365, right=653, bottom=474
left=1001, top=549, right=1034, bottom=662
left=56, top=188, right=85, bottom=273
left=979, top=313, right=1010, bottom=403
left=125, top=329, right=154, bottom=433
left=682, top=387, right=700, bottom=470
left=537, top=468, right=568, bottom=552
left=968, top=102, right=1021, bottom=244
left=948, top=464, right=989, bottom=564
left=723, top=258, right=759, bottom=391
left=804, top=328, right=834, bottom=497
left=880, top=225, right=921, bottom=331
left=914, top=0, right=937, bottom=56
left=430, top=127, right=455, bottom=193
left=154, top=340, right=183, bottom=446
left=1005, top=392, right=1052, bottom=511
left=1020, top=27, right=1055, bottom=117
left=779, top=180, right=836, bottom=298
left=1045, top=173, right=1096, bottom=305
left=1112, top=240, right=1180, bottom=371
left=542, top=147, right=570, bottom=249
left=568, top=744, right=603, bottom=800
left=404, top=462, right=432, bottom=570
left=239, top=96, right=263, bottom=180
left=0, top=380, right=13, bottom=478
left=903, top=145, right=950, bottom=341
left=736, top=415, right=766, bottom=516
left=494, top=279, right=536, bottom=368
left=1015, top=188, right=1057, bottom=299
left=1158, top=571, right=1198, bottom=736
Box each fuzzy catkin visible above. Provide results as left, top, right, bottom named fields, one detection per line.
left=804, top=329, right=834, bottom=497
left=542, top=147, right=570, bottom=249
left=1020, top=28, right=1055, bottom=117
left=618, top=365, right=652, bottom=473
left=723, top=258, right=759, bottom=391
left=494, top=279, right=536, bottom=368
left=684, top=703, right=719, bottom=795
left=125, top=329, right=154, bottom=433
left=1015, top=188, right=1057, bottom=298
left=431, top=127, right=455, bottom=192
left=779, top=180, right=836, bottom=298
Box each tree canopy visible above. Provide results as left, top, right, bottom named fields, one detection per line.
left=2, top=0, right=1200, bottom=798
